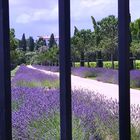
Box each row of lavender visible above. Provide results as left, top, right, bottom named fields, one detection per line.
left=33, top=65, right=140, bottom=88
left=12, top=65, right=140, bottom=139
left=72, top=67, right=140, bottom=88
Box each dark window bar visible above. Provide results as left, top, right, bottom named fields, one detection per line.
left=118, top=0, right=131, bottom=139
left=0, top=0, right=12, bottom=139
left=59, top=0, right=72, bottom=140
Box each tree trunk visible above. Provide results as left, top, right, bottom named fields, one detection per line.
left=87, top=59, right=90, bottom=67
left=80, top=52, right=85, bottom=67
left=73, top=62, right=75, bottom=67
left=96, top=51, right=103, bottom=67
left=111, top=54, right=114, bottom=69
left=56, top=60, right=59, bottom=66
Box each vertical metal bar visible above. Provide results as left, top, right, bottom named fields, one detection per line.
left=118, top=0, right=131, bottom=139
left=59, top=0, right=72, bottom=140
left=0, top=0, right=12, bottom=140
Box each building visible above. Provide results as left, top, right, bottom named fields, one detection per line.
left=37, top=35, right=59, bottom=45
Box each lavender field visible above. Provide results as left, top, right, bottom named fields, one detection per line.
left=33, top=65, right=140, bottom=89
left=12, top=65, right=140, bottom=139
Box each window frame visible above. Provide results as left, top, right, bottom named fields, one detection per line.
left=0, top=0, right=131, bottom=139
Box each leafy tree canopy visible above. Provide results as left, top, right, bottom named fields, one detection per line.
left=10, top=28, right=18, bottom=50
left=35, top=37, right=47, bottom=50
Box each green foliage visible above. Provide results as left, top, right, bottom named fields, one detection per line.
left=47, top=46, right=59, bottom=65
left=21, top=33, right=27, bottom=51
left=98, top=15, right=118, bottom=69
left=10, top=28, right=18, bottom=50
left=33, top=46, right=59, bottom=65
left=135, top=60, right=140, bottom=69
left=28, top=111, right=140, bottom=140
left=10, top=49, right=26, bottom=68
left=10, top=15, right=140, bottom=68
left=103, top=61, right=118, bottom=69
left=91, top=16, right=102, bottom=49
left=96, top=51, right=103, bottom=67
left=75, top=61, right=118, bottom=69
left=16, top=80, right=59, bottom=88
left=75, top=60, right=140, bottom=70
left=10, top=28, right=24, bottom=69
left=28, top=36, right=35, bottom=51
left=71, top=27, right=93, bottom=66
left=131, top=125, right=140, bottom=140
left=72, top=16, right=118, bottom=68
left=48, top=33, right=57, bottom=48
left=130, top=18, right=140, bottom=42
left=89, top=62, right=96, bottom=67
left=28, top=112, right=86, bottom=140
left=35, top=37, right=46, bottom=50
left=131, top=41, right=140, bottom=59
left=11, top=66, right=20, bottom=78
left=25, top=52, right=37, bottom=64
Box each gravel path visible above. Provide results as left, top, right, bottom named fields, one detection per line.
left=27, top=65, right=140, bottom=106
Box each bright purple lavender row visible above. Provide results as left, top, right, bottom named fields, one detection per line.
left=12, top=65, right=58, bottom=86
left=11, top=65, right=140, bottom=139
left=12, top=86, right=140, bottom=138
left=12, top=87, right=59, bottom=138
left=72, top=67, right=140, bottom=88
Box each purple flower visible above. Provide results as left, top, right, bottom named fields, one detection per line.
left=12, top=65, right=140, bottom=139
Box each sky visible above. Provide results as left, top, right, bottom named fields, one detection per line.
left=9, top=0, right=140, bottom=39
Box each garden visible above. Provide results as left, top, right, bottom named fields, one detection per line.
left=33, top=65, right=140, bottom=89
left=10, top=15, right=140, bottom=139
left=12, top=65, right=140, bottom=139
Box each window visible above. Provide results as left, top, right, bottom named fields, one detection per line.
left=0, top=0, right=131, bottom=139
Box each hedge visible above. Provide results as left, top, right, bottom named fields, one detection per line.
left=74, top=60, right=140, bottom=69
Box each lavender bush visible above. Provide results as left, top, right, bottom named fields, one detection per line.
left=12, top=65, right=140, bottom=139
left=130, top=70, right=140, bottom=88
left=72, top=67, right=140, bottom=88
left=12, top=65, right=59, bottom=88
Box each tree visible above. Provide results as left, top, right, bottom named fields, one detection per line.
left=91, top=16, right=102, bottom=49
left=97, top=15, right=118, bottom=69
left=129, top=18, right=140, bottom=69
left=25, top=52, right=37, bottom=64
left=34, top=46, right=59, bottom=66
left=28, top=36, right=35, bottom=51
left=131, top=41, right=140, bottom=59
left=10, top=28, right=18, bottom=50
left=130, top=18, right=140, bottom=42
left=10, top=28, right=22, bottom=69
left=35, top=37, right=46, bottom=50
left=71, top=43, right=80, bottom=67
left=91, top=16, right=103, bottom=67
left=48, top=33, right=57, bottom=48
left=71, top=27, right=92, bottom=67
left=74, top=26, right=79, bottom=35
left=21, top=33, right=27, bottom=51
left=47, top=46, right=59, bottom=66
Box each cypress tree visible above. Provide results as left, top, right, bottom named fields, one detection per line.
left=74, top=26, right=79, bottom=35
left=48, top=33, right=57, bottom=48
left=21, top=33, right=27, bottom=51
left=28, top=36, right=35, bottom=51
